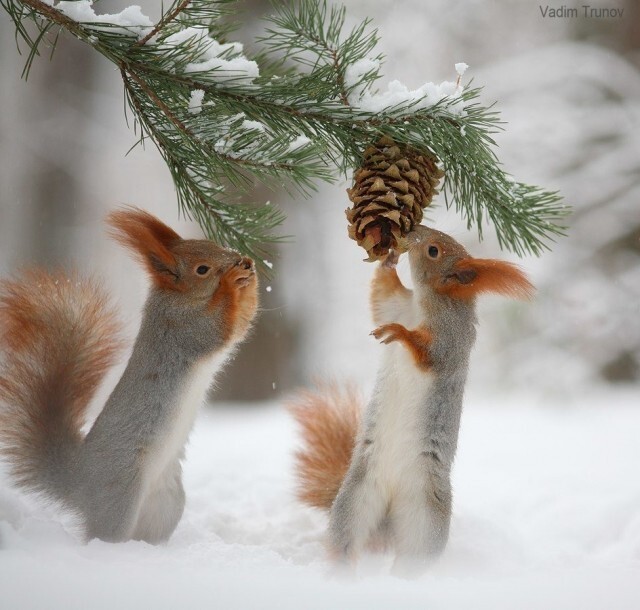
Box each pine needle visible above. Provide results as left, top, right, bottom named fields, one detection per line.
left=2, top=0, right=568, bottom=269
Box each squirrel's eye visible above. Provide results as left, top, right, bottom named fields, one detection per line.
left=196, top=265, right=210, bottom=276
left=428, top=245, right=439, bottom=259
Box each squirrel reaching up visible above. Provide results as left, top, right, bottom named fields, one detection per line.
left=288, top=226, right=533, bottom=574
left=0, top=207, right=258, bottom=544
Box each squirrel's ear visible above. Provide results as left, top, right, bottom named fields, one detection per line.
left=440, top=258, right=534, bottom=301
left=107, top=207, right=182, bottom=288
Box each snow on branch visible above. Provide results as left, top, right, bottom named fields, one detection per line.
left=53, top=0, right=153, bottom=38
left=2, top=0, right=567, bottom=264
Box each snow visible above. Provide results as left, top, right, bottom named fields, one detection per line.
left=185, top=56, right=259, bottom=83
left=210, top=113, right=268, bottom=159
left=188, top=89, right=205, bottom=115
left=351, top=72, right=466, bottom=115
left=241, top=119, right=266, bottom=133
left=342, top=55, right=467, bottom=115
left=287, top=134, right=311, bottom=152
left=161, top=26, right=259, bottom=85
left=54, top=1, right=153, bottom=39
left=50, top=16, right=260, bottom=84
left=1, top=391, right=639, bottom=609
left=201, top=113, right=265, bottom=146
left=344, top=57, right=381, bottom=102
left=342, top=55, right=467, bottom=114
left=208, top=113, right=303, bottom=164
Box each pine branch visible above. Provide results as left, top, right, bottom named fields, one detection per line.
left=2, top=0, right=568, bottom=267
left=136, top=0, right=190, bottom=47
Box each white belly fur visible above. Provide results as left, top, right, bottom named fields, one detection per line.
left=369, top=302, right=433, bottom=495
left=143, top=347, right=232, bottom=489
left=371, top=348, right=433, bottom=492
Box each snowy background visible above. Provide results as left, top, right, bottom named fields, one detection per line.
left=2, top=391, right=640, bottom=609
left=1, top=0, right=639, bottom=607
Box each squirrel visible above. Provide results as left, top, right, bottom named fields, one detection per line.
left=288, top=225, right=533, bottom=574
left=0, top=207, right=258, bottom=544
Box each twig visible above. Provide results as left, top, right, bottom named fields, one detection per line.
left=121, top=66, right=302, bottom=172
left=19, top=0, right=88, bottom=38
left=288, top=24, right=351, bottom=106
left=136, top=0, right=191, bottom=47
left=330, top=45, right=350, bottom=106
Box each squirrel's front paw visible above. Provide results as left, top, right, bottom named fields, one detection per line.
left=382, top=249, right=400, bottom=268
left=372, top=323, right=433, bottom=370
left=223, top=257, right=256, bottom=288
left=371, top=323, right=406, bottom=344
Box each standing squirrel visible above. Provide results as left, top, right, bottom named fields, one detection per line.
left=288, top=226, right=533, bottom=574
left=0, top=207, right=258, bottom=544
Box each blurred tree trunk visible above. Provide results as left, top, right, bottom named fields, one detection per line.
left=0, top=27, right=95, bottom=268
left=30, top=38, right=95, bottom=265
left=209, top=0, right=303, bottom=402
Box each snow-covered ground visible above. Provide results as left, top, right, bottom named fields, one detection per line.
left=1, top=389, right=639, bottom=609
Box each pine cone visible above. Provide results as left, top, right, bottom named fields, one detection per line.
left=346, top=135, right=444, bottom=261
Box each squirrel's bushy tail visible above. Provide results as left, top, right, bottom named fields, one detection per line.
left=0, top=270, right=122, bottom=504
left=287, top=385, right=362, bottom=510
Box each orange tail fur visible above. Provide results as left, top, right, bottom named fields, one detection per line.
left=287, top=385, right=362, bottom=510
left=0, top=270, right=122, bottom=500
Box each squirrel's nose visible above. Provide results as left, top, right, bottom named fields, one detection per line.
left=238, top=257, right=254, bottom=271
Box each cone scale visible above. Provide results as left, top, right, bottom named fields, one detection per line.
left=346, top=136, right=444, bottom=261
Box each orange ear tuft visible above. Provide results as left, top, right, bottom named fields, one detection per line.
left=107, top=207, right=183, bottom=288
left=439, top=258, right=535, bottom=301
